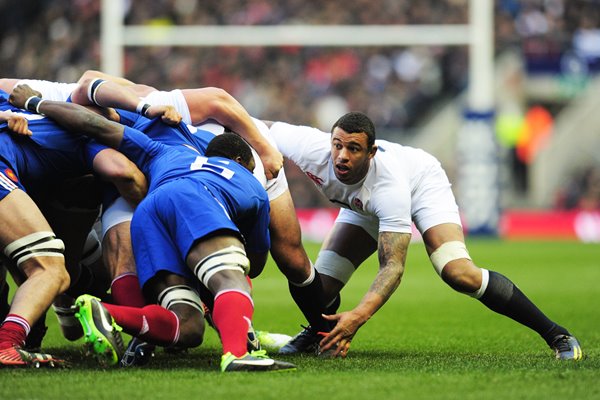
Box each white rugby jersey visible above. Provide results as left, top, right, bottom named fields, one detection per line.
left=270, top=122, right=442, bottom=234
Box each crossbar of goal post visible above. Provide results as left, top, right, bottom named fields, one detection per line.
left=101, top=0, right=497, bottom=235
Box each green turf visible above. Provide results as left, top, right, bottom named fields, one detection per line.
left=1, top=240, right=598, bottom=400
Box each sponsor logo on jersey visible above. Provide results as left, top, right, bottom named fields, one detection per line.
left=353, top=197, right=364, bottom=211
left=4, top=168, right=18, bottom=183
left=305, top=171, right=324, bottom=187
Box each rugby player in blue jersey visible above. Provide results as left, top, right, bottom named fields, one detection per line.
left=0, top=90, right=147, bottom=367
left=1, top=77, right=291, bottom=359
left=10, top=84, right=296, bottom=372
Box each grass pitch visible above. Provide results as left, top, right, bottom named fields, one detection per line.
left=1, top=240, right=598, bottom=400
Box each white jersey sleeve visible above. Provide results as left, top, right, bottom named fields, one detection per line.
left=16, top=80, right=77, bottom=101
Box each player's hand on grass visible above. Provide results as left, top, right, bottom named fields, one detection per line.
left=146, top=105, right=182, bottom=125
left=320, top=310, right=367, bottom=358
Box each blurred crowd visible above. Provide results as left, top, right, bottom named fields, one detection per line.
left=0, top=0, right=599, bottom=208
left=556, top=166, right=600, bottom=211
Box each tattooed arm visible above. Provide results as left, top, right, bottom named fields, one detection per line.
left=319, top=231, right=410, bottom=357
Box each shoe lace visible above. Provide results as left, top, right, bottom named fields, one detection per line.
left=552, top=336, right=571, bottom=352
left=300, top=325, right=329, bottom=337
left=248, top=349, right=269, bottom=359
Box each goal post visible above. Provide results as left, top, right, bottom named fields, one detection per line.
left=100, top=0, right=498, bottom=235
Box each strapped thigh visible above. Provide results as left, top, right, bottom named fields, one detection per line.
left=4, top=231, right=65, bottom=267
left=193, top=245, right=249, bottom=287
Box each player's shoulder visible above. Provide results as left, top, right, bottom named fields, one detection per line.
left=376, top=139, right=436, bottom=162
left=270, top=121, right=328, bottom=137
left=270, top=121, right=330, bottom=162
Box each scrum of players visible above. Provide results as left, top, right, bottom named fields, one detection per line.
left=0, top=72, right=582, bottom=371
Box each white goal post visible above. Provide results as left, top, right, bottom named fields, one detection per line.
left=100, top=0, right=498, bottom=234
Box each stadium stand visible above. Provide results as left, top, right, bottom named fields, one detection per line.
left=0, top=0, right=598, bottom=210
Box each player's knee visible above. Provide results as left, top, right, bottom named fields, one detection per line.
left=314, top=250, right=356, bottom=286
left=56, top=265, right=71, bottom=293
left=441, top=261, right=483, bottom=293
left=177, top=316, right=205, bottom=348
left=78, top=70, right=103, bottom=84
left=158, top=284, right=205, bottom=347
left=37, top=259, right=71, bottom=293
left=27, top=259, right=71, bottom=294
left=429, top=241, right=485, bottom=293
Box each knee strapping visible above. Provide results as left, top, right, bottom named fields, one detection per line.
left=314, top=250, right=356, bottom=284
left=429, top=241, right=471, bottom=276
left=4, top=231, right=65, bottom=267
left=193, top=246, right=249, bottom=287
left=158, top=285, right=204, bottom=315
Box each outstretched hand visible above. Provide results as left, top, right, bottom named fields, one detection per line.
left=319, top=310, right=366, bottom=358
left=145, top=105, right=182, bottom=125
left=9, top=84, right=41, bottom=109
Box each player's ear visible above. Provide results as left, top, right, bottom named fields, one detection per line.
left=369, top=144, right=378, bottom=159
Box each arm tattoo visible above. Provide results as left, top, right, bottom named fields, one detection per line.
left=369, top=232, right=411, bottom=300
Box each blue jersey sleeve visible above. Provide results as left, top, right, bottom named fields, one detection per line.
left=83, top=139, right=110, bottom=170
left=119, top=126, right=166, bottom=173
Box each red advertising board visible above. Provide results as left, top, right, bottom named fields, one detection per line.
left=296, top=208, right=600, bottom=242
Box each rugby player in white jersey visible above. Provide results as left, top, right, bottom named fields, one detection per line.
left=267, top=111, right=582, bottom=361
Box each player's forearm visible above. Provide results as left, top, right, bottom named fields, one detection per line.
left=352, top=231, right=410, bottom=320
left=354, top=260, right=404, bottom=321
left=199, top=89, right=281, bottom=158
left=36, top=100, right=125, bottom=149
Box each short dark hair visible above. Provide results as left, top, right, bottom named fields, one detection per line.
left=331, top=111, right=376, bottom=148
left=205, top=133, right=253, bottom=165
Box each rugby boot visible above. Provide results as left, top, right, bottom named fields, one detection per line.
left=550, top=334, right=583, bottom=360
left=221, top=350, right=296, bottom=372
left=279, top=325, right=327, bottom=355
left=75, top=295, right=125, bottom=367
left=120, top=336, right=155, bottom=367
left=0, top=345, right=66, bottom=368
